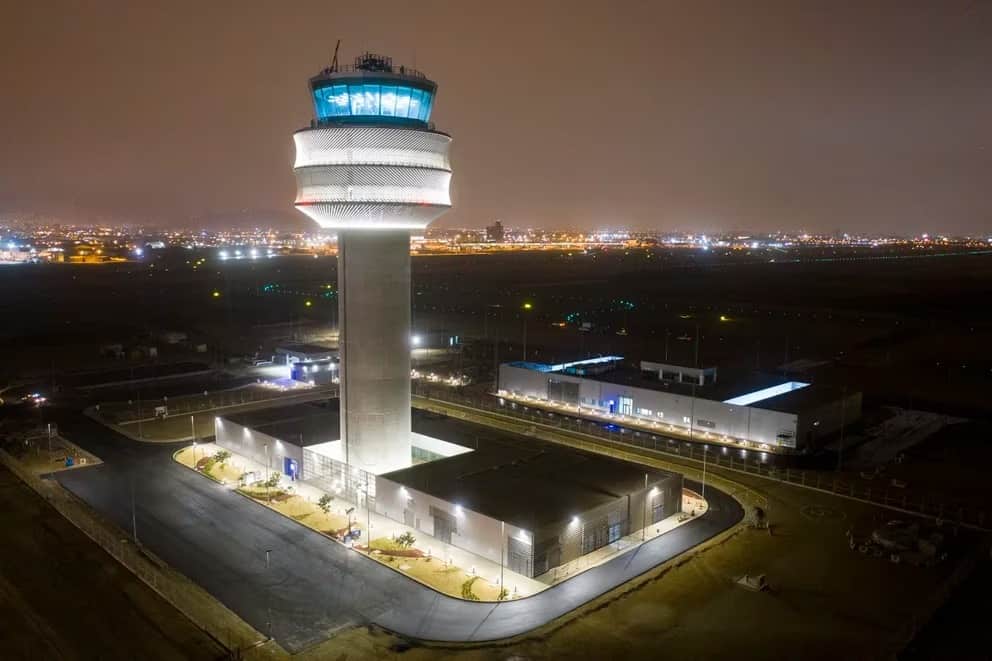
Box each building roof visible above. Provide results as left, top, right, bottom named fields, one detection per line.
left=517, top=361, right=844, bottom=415
left=383, top=414, right=679, bottom=533
left=222, top=401, right=680, bottom=534
left=223, top=402, right=340, bottom=447
left=274, top=343, right=338, bottom=356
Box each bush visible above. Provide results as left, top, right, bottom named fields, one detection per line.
left=460, top=576, right=481, bottom=601
left=263, top=473, right=281, bottom=489
left=498, top=587, right=510, bottom=601
left=213, top=450, right=231, bottom=467
left=317, top=494, right=333, bottom=514
left=396, top=531, right=416, bottom=549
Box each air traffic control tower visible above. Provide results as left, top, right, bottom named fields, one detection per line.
left=293, top=53, right=452, bottom=474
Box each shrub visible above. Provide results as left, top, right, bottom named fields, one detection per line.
left=460, top=576, right=481, bottom=601
left=213, top=450, right=231, bottom=467
left=396, top=531, right=416, bottom=549
left=317, top=494, right=333, bottom=514
left=498, top=587, right=510, bottom=601
left=263, top=473, right=281, bottom=489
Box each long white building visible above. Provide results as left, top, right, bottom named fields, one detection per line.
left=498, top=357, right=860, bottom=452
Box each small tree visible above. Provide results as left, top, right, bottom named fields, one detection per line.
left=213, top=450, right=231, bottom=467
left=317, top=494, right=333, bottom=514
left=396, top=531, right=416, bottom=549
left=264, top=473, right=281, bottom=489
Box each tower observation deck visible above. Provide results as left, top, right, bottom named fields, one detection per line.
left=292, top=52, right=453, bottom=474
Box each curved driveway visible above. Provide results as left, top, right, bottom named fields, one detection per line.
left=51, top=410, right=742, bottom=652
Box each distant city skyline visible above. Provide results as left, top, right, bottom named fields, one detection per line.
left=2, top=1, right=990, bottom=235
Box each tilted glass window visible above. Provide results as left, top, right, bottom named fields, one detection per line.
left=311, top=83, right=433, bottom=122
left=380, top=85, right=397, bottom=116
left=363, top=84, right=380, bottom=115
left=330, top=85, right=349, bottom=116
left=394, top=86, right=411, bottom=117
left=408, top=88, right=423, bottom=120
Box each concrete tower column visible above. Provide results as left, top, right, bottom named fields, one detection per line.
left=338, top=230, right=412, bottom=473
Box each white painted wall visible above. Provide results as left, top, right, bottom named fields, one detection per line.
left=498, top=364, right=800, bottom=448
left=374, top=475, right=533, bottom=567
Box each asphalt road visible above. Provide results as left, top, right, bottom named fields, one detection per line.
left=50, top=408, right=742, bottom=652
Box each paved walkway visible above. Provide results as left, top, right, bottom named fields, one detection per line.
left=51, top=408, right=743, bottom=651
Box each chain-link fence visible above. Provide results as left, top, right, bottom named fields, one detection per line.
left=103, top=385, right=338, bottom=424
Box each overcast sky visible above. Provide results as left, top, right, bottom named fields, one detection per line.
left=2, top=1, right=990, bottom=235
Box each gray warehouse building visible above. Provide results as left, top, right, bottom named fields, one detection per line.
left=214, top=402, right=684, bottom=581
left=375, top=444, right=682, bottom=579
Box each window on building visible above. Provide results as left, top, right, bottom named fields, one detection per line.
left=619, top=396, right=633, bottom=415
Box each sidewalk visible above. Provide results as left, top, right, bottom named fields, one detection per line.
left=175, top=443, right=545, bottom=599
left=174, top=442, right=709, bottom=600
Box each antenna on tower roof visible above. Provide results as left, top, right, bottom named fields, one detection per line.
left=330, top=39, right=341, bottom=72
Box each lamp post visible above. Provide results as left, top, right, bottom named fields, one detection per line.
left=701, top=445, right=708, bottom=500
left=642, top=473, right=648, bottom=541
left=190, top=414, right=196, bottom=444
left=500, top=520, right=505, bottom=594
left=264, top=443, right=270, bottom=502
left=521, top=302, right=533, bottom=361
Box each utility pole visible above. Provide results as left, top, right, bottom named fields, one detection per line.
left=642, top=473, right=648, bottom=541
left=130, top=477, right=138, bottom=544
left=837, top=386, right=848, bottom=472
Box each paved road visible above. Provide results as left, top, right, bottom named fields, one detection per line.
left=50, top=408, right=743, bottom=652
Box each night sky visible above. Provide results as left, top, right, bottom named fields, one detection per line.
left=2, top=1, right=990, bottom=234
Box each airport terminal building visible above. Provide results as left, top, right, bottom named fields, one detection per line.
left=498, top=357, right=861, bottom=452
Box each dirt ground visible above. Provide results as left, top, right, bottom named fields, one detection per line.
left=0, top=464, right=226, bottom=660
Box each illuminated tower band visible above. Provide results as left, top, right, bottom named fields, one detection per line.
left=293, top=52, right=452, bottom=474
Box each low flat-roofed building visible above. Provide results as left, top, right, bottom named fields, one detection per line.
left=499, top=356, right=861, bottom=451
left=274, top=343, right=338, bottom=364
left=375, top=440, right=682, bottom=579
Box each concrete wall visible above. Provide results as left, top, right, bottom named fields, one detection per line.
left=499, top=364, right=801, bottom=449
left=338, top=230, right=413, bottom=475
left=214, top=417, right=302, bottom=477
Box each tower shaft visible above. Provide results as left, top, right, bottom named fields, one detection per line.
left=338, top=230, right=411, bottom=474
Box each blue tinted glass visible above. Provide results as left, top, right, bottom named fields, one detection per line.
left=408, top=89, right=423, bottom=120
left=394, top=86, right=411, bottom=118
left=380, top=85, right=396, bottom=116
left=419, top=91, right=432, bottom=121
left=364, top=84, right=380, bottom=114
left=331, top=85, right=349, bottom=116
left=313, top=87, right=330, bottom=118
left=349, top=84, right=365, bottom=114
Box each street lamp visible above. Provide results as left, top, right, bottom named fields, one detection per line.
left=521, top=302, right=533, bottom=361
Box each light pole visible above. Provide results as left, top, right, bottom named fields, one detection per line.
left=192, top=440, right=197, bottom=468
left=521, top=302, right=533, bottom=361
left=701, top=445, right=708, bottom=500
left=190, top=414, right=196, bottom=443
left=264, top=443, right=270, bottom=502
left=500, top=519, right=505, bottom=594
left=487, top=304, right=502, bottom=391
left=642, top=473, right=648, bottom=541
